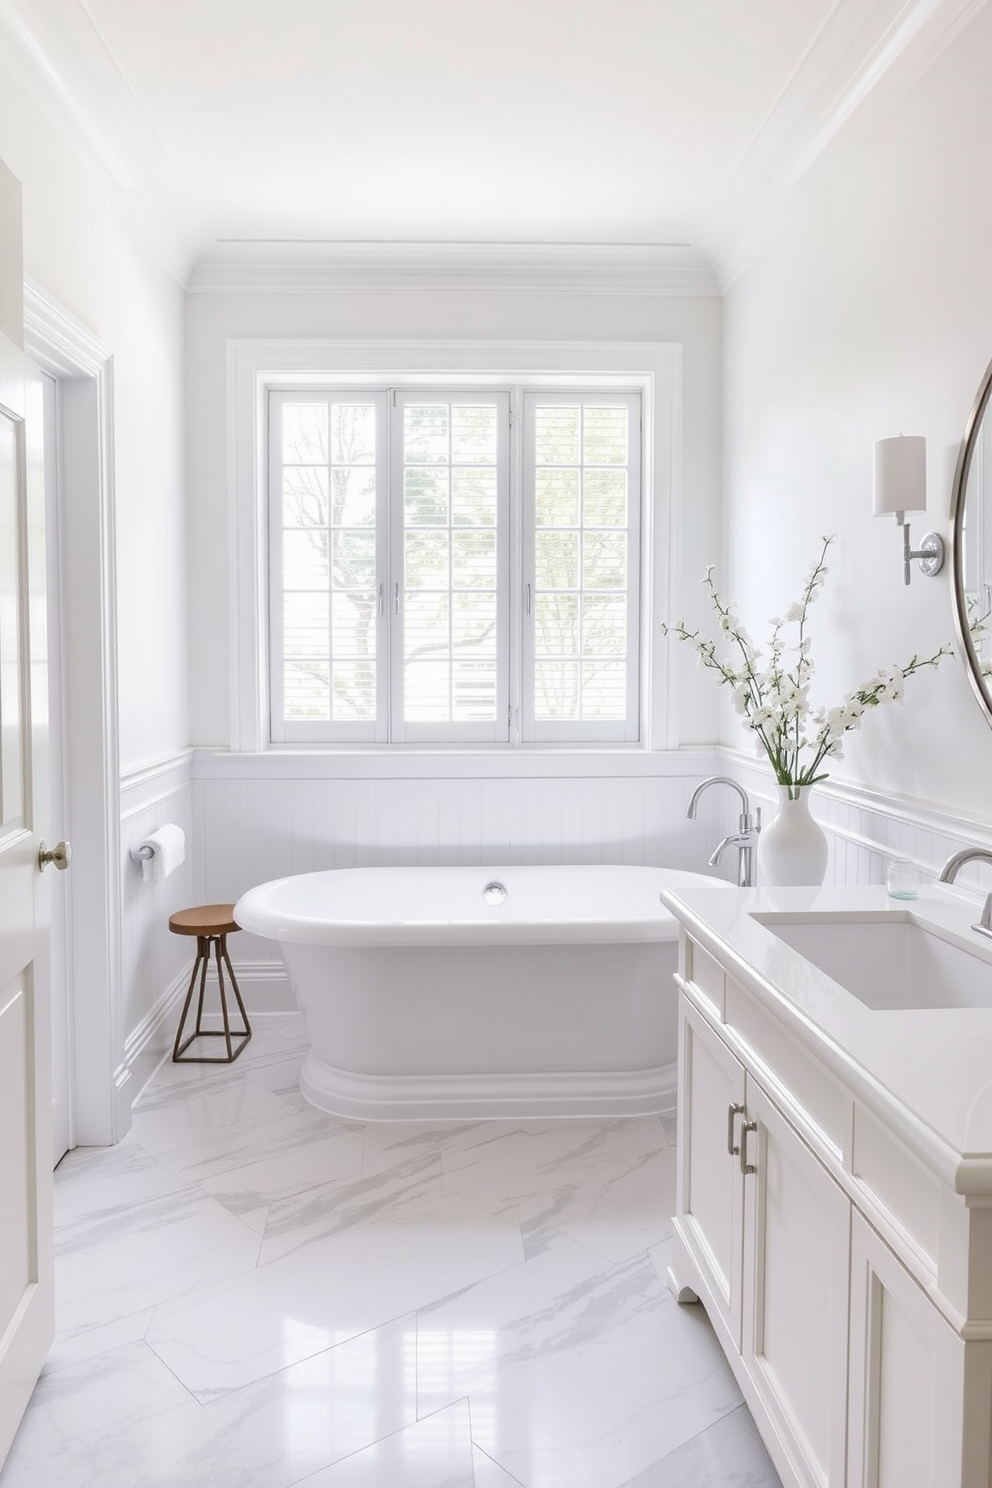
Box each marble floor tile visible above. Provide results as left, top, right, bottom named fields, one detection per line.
left=471, top=1445, right=527, bottom=1487
left=416, top=1234, right=742, bottom=1488
left=143, top=1101, right=357, bottom=1185
left=441, top=1117, right=677, bottom=1263
left=258, top=1148, right=447, bottom=1260
left=362, top=1120, right=533, bottom=1172
left=243, top=1049, right=305, bottom=1097
left=56, top=1184, right=262, bottom=1339
left=2, top=1014, right=783, bottom=1488
left=202, top=1125, right=364, bottom=1212
left=288, top=1400, right=474, bottom=1488
left=146, top=1188, right=523, bottom=1398
left=2, top=1319, right=418, bottom=1488
left=128, top=1075, right=295, bottom=1150
left=616, top=1406, right=782, bottom=1487
left=440, top=1118, right=668, bottom=1217
left=54, top=1136, right=189, bottom=1225
left=514, top=1141, right=678, bottom=1263
left=42, top=1307, right=155, bottom=1377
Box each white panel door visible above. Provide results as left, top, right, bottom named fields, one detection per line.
left=847, top=1211, right=971, bottom=1488
left=0, top=331, right=54, bottom=1465
left=741, top=1077, right=850, bottom=1488
left=675, top=997, right=746, bottom=1346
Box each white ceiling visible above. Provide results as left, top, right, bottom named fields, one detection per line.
left=3, top=0, right=983, bottom=283
left=81, top=0, right=833, bottom=244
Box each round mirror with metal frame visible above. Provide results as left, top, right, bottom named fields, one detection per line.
left=950, top=355, right=992, bottom=729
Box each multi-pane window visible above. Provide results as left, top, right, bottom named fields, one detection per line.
left=524, top=393, right=640, bottom=740
left=268, top=385, right=640, bottom=744
left=269, top=392, right=388, bottom=740
left=393, top=393, right=509, bottom=740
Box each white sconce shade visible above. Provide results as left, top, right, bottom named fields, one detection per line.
left=873, top=435, right=927, bottom=517
left=872, top=434, right=943, bottom=584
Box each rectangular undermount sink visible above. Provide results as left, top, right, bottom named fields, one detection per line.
left=753, top=913, right=992, bottom=1011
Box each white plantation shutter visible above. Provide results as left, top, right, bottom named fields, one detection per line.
left=522, top=391, right=641, bottom=741
left=269, top=391, right=389, bottom=741
left=390, top=391, right=510, bottom=742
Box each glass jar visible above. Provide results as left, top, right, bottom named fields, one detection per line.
left=885, top=856, right=917, bottom=901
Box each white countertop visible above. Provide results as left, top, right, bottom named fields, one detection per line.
left=659, top=881, right=992, bottom=1193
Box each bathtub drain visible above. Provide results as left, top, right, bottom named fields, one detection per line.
left=483, top=881, right=508, bottom=904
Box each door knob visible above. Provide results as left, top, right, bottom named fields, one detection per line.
left=38, top=839, right=72, bottom=872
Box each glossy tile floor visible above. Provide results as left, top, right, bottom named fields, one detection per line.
left=2, top=1016, right=784, bottom=1488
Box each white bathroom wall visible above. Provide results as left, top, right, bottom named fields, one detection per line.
left=0, top=46, right=190, bottom=1101
left=722, top=2, right=992, bottom=831
left=0, top=56, right=189, bottom=774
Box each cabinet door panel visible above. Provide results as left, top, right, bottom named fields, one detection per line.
left=677, top=998, right=745, bottom=1345
left=848, top=1212, right=968, bottom=1488
left=743, top=1078, right=850, bottom=1488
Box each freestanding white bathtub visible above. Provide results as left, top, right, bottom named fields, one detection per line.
left=234, top=865, right=729, bottom=1121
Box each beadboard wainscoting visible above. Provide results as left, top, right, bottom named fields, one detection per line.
left=190, top=748, right=733, bottom=1008
left=120, top=752, right=196, bottom=1097
left=110, top=747, right=992, bottom=1097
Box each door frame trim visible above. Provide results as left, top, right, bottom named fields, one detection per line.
left=23, top=276, right=127, bottom=1145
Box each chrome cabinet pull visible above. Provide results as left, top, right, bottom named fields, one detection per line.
left=378, top=582, right=384, bottom=616
left=740, top=1119, right=757, bottom=1176
left=727, top=1102, right=745, bottom=1156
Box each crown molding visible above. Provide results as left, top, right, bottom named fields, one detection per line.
left=0, top=0, right=211, bottom=286
left=698, top=0, right=988, bottom=289
left=22, top=275, right=108, bottom=375
left=185, top=240, right=721, bottom=297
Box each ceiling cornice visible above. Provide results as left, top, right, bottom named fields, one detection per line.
left=0, top=0, right=211, bottom=286
left=698, top=0, right=990, bottom=290
left=185, top=241, right=721, bottom=297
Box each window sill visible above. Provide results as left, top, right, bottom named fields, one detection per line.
left=190, top=745, right=721, bottom=782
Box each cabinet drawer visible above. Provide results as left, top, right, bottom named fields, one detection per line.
left=725, top=974, right=851, bottom=1163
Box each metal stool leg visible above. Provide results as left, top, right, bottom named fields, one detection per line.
left=218, top=934, right=251, bottom=1046
left=173, top=932, right=252, bottom=1064
left=173, top=937, right=210, bottom=1061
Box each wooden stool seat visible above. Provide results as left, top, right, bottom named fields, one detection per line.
left=169, top=905, right=240, bottom=937
left=168, top=902, right=251, bottom=1064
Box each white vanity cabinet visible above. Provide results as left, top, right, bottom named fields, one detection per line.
left=846, top=1211, right=969, bottom=1488
left=668, top=927, right=992, bottom=1488
left=675, top=993, right=850, bottom=1488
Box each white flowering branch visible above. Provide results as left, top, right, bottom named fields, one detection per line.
left=662, top=535, right=952, bottom=795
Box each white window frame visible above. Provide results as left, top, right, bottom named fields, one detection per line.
left=229, top=341, right=681, bottom=755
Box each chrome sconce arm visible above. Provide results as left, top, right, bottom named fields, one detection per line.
left=873, top=435, right=945, bottom=585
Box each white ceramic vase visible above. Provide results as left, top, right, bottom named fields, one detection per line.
left=758, top=785, right=829, bottom=887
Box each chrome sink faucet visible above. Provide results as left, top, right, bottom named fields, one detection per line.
left=686, top=776, right=762, bottom=889
left=937, top=847, right=992, bottom=939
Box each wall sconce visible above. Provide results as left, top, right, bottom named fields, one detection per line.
left=873, top=434, right=945, bottom=585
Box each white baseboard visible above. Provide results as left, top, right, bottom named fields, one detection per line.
left=123, top=966, right=189, bottom=1103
